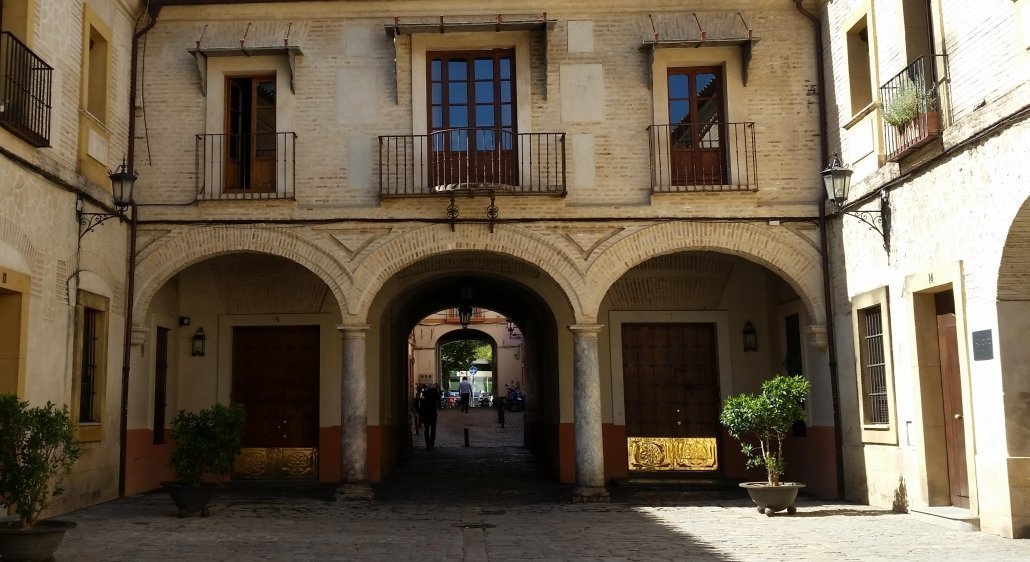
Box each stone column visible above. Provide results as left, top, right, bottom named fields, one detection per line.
left=569, top=324, right=610, bottom=502
left=336, top=324, right=373, bottom=501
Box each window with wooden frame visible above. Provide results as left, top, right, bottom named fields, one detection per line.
left=846, top=16, right=873, bottom=115
left=666, top=66, right=727, bottom=186
left=427, top=49, right=516, bottom=187
left=224, top=75, right=277, bottom=193
left=851, top=287, right=897, bottom=444
left=73, top=290, right=109, bottom=442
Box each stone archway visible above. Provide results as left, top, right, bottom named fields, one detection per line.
left=997, top=197, right=1030, bottom=458
left=133, top=225, right=350, bottom=327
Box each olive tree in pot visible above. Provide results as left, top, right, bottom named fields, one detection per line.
left=0, top=394, right=81, bottom=561
left=719, top=374, right=811, bottom=516
left=164, top=403, right=245, bottom=517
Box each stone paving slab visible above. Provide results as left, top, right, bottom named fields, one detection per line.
left=52, top=410, right=1030, bottom=560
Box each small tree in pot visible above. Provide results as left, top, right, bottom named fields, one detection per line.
left=720, top=375, right=811, bottom=515
left=165, top=403, right=245, bottom=517
left=0, top=394, right=81, bottom=561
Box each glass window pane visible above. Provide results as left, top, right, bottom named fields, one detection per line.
left=448, top=82, right=467, bottom=104
left=447, top=59, right=467, bottom=81
left=501, top=104, right=512, bottom=127
left=696, top=73, right=718, bottom=96
left=449, top=106, right=468, bottom=127
left=431, top=59, right=442, bottom=81
left=669, top=100, right=690, bottom=125
left=476, top=105, right=494, bottom=127
left=697, top=97, right=721, bottom=123
left=432, top=83, right=442, bottom=105
left=476, top=129, right=495, bottom=150
left=475, top=82, right=493, bottom=104
left=474, top=58, right=493, bottom=79
left=499, top=57, right=511, bottom=79
left=668, top=74, right=689, bottom=99
left=500, top=80, right=512, bottom=103
left=449, top=129, right=468, bottom=150
left=432, top=106, right=442, bottom=129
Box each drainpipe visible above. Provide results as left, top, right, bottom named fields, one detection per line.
left=118, top=5, right=159, bottom=498
left=795, top=0, right=846, bottom=500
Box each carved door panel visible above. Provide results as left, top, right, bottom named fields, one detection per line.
left=232, top=325, right=319, bottom=479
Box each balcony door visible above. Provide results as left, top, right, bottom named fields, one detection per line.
left=428, top=49, right=516, bottom=188
left=225, top=76, right=276, bottom=193
left=668, top=67, right=726, bottom=186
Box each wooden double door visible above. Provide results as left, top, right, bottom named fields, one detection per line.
left=623, top=323, right=721, bottom=471
left=231, top=325, right=319, bottom=479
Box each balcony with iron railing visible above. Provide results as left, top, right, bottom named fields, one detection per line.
left=880, top=55, right=948, bottom=162
left=648, top=121, right=757, bottom=193
left=195, top=132, right=297, bottom=200
left=379, top=128, right=566, bottom=197
left=0, top=32, right=52, bottom=147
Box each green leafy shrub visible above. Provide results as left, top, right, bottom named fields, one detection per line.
left=169, top=403, right=245, bottom=487
left=883, top=80, right=936, bottom=127
left=0, top=394, right=81, bottom=529
left=719, top=375, right=811, bottom=485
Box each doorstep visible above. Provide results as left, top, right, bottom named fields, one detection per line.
left=909, top=505, right=980, bottom=532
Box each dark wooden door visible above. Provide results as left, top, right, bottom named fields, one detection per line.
left=153, top=327, right=169, bottom=444
left=428, top=50, right=516, bottom=187
left=667, top=67, right=726, bottom=186
left=622, top=323, right=720, bottom=438
left=232, top=326, right=319, bottom=449
left=225, top=76, right=276, bottom=192
left=936, top=309, right=969, bottom=508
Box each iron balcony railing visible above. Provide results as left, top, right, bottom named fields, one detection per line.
left=196, top=132, right=297, bottom=200
left=880, top=55, right=948, bottom=162
left=648, top=121, right=757, bottom=193
left=379, top=128, right=566, bottom=197
left=0, top=32, right=52, bottom=147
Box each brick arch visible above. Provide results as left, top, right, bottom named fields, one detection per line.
left=0, top=215, right=40, bottom=274
left=584, top=222, right=825, bottom=324
left=349, top=224, right=586, bottom=319
left=997, top=194, right=1030, bottom=457
left=133, top=226, right=350, bottom=327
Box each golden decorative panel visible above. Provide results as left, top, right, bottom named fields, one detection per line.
left=627, top=437, right=718, bottom=472
left=234, top=448, right=318, bottom=480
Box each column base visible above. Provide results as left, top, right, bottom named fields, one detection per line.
left=572, top=485, right=610, bottom=503
left=335, top=482, right=374, bottom=501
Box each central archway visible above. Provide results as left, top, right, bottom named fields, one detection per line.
left=366, top=251, right=574, bottom=483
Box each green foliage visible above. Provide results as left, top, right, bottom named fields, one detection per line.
left=439, top=339, right=491, bottom=376
left=170, top=403, right=245, bottom=487
left=883, top=80, right=935, bottom=127
left=0, top=394, right=81, bottom=529
left=719, top=375, right=811, bottom=485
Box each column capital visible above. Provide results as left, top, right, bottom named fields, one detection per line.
left=337, top=324, right=371, bottom=338
left=568, top=323, right=605, bottom=336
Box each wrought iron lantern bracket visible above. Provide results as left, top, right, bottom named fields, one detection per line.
left=77, top=205, right=126, bottom=240
left=839, top=189, right=891, bottom=254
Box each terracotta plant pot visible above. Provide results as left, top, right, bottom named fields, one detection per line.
left=739, top=482, right=805, bottom=516
left=0, top=519, right=77, bottom=561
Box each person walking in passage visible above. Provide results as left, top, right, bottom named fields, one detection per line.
left=458, top=376, right=473, bottom=413
left=420, top=383, right=442, bottom=449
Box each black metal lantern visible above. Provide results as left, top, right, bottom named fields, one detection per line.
left=743, top=321, right=758, bottom=352
left=457, top=304, right=473, bottom=329
left=191, top=328, right=206, bottom=357
left=821, top=153, right=853, bottom=207
left=108, top=159, right=138, bottom=210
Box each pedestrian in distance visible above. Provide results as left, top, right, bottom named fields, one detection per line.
left=420, top=383, right=442, bottom=449
left=458, top=376, right=473, bottom=413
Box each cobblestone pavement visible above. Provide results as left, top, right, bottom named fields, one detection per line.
left=56, top=410, right=1030, bottom=561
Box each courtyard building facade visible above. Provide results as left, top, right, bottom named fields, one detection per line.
left=1, top=0, right=1025, bottom=541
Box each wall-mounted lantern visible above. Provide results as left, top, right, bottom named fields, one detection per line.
left=191, top=328, right=206, bottom=357
left=743, top=321, right=758, bottom=352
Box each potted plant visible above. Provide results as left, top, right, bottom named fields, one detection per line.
left=0, top=394, right=81, bottom=561
left=883, top=80, right=940, bottom=147
left=719, top=374, right=811, bottom=516
left=164, top=403, right=245, bottom=517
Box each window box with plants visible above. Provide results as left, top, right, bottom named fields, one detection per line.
left=883, top=79, right=941, bottom=157
left=0, top=394, right=81, bottom=561
left=719, top=375, right=811, bottom=516
left=163, top=403, right=245, bottom=517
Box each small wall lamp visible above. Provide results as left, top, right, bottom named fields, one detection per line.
left=78, top=159, right=138, bottom=240
left=743, top=321, right=758, bottom=352
left=822, top=153, right=891, bottom=253
left=191, top=328, right=206, bottom=357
